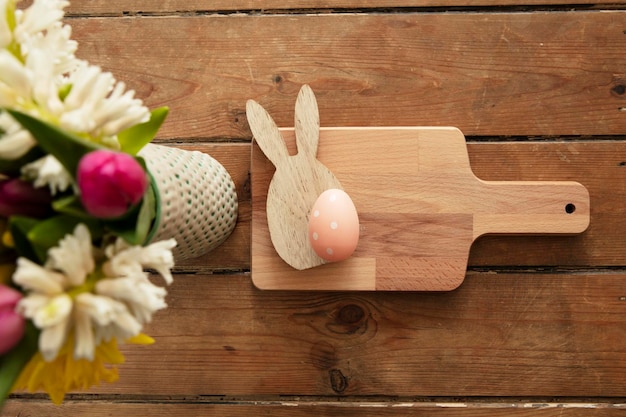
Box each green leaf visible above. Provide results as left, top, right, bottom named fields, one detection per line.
left=135, top=179, right=156, bottom=244
left=27, top=215, right=101, bottom=261
left=8, top=216, right=41, bottom=263
left=104, top=191, right=155, bottom=246
left=104, top=203, right=145, bottom=245
left=118, top=107, right=168, bottom=155
left=6, top=110, right=101, bottom=178
left=27, top=215, right=81, bottom=257
left=58, top=83, right=72, bottom=101
left=52, top=195, right=93, bottom=219
left=0, top=323, right=39, bottom=408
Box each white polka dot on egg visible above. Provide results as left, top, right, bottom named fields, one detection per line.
left=330, top=221, right=338, bottom=230
left=326, top=248, right=334, bottom=255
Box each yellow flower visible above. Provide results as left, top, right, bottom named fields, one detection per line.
left=1, top=230, right=13, bottom=248
left=0, top=217, right=14, bottom=252
left=12, top=332, right=154, bottom=404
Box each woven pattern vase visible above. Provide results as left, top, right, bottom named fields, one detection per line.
left=139, top=144, right=238, bottom=260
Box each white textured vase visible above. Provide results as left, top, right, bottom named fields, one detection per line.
left=139, top=144, right=238, bottom=260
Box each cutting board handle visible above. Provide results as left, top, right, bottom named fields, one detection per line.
left=472, top=179, right=590, bottom=239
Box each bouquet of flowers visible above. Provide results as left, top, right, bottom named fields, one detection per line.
left=0, top=0, right=237, bottom=406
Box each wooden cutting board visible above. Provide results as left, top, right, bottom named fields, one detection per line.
left=250, top=127, right=590, bottom=291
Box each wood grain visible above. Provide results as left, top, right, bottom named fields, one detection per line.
left=6, top=273, right=622, bottom=398
left=63, top=0, right=626, bottom=14
left=175, top=141, right=626, bottom=271
left=251, top=128, right=589, bottom=291
left=3, top=400, right=626, bottom=416
left=67, top=12, right=626, bottom=138
left=4, top=2, right=626, bottom=415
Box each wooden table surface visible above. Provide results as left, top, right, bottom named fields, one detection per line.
left=3, top=1, right=626, bottom=415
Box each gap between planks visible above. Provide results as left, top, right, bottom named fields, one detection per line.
left=6, top=394, right=626, bottom=408
left=62, top=4, right=626, bottom=18
left=169, top=266, right=626, bottom=276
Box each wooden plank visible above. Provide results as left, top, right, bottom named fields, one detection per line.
left=3, top=399, right=626, bottom=417
left=175, top=141, right=626, bottom=270
left=63, top=0, right=626, bottom=15
left=468, top=141, right=626, bottom=267
left=5, top=2, right=624, bottom=415
left=7, top=273, right=619, bottom=398
left=67, top=12, right=626, bottom=138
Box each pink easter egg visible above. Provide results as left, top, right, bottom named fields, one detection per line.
left=308, top=189, right=359, bottom=262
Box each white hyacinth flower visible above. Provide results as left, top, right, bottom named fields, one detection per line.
left=13, top=258, right=75, bottom=361
left=61, top=62, right=150, bottom=145
left=13, top=0, right=70, bottom=46
left=27, top=49, right=63, bottom=115
left=13, top=224, right=176, bottom=362
left=45, top=222, right=95, bottom=287
left=24, top=22, right=78, bottom=75
left=21, top=154, right=72, bottom=195
left=0, top=0, right=150, bottom=161
left=73, top=292, right=142, bottom=360
left=0, top=111, right=35, bottom=159
left=96, top=276, right=168, bottom=325
left=104, top=238, right=177, bottom=285
left=0, top=49, right=32, bottom=102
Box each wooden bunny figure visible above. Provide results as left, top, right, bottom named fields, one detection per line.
left=246, top=85, right=343, bottom=270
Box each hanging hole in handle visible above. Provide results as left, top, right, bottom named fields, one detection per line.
left=565, top=203, right=576, bottom=214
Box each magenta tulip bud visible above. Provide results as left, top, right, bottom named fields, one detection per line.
left=0, top=178, right=52, bottom=218
left=0, top=284, right=24, bottom=355
left=77, top=150, right=148, bottom=218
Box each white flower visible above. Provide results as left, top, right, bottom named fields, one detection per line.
left=13, top=258, right=72, bottom=361
left=73, top=292, right=141, bottom=360
left=0, top=112, right=35, bottom=159
left=0, top=0, right=148, bottom=156
left=104, top=238, right=177, bottom=284
left=25, top=22, right=77, bottom=75
left=21, top=154, right=72, bottom=194
left=0, top=0, right=77, bottom=159
left=13, top=0, right=69, bottom=46
left=0, top=1, right=74, bottom=105
left=97, top=275, right=167, bottom=324
left=25, top=44, right=65, bottom=116
left=0, top=49, right=32, bottom=102
left=12, top=258, right=65, bottom=294
left=46, top=222, right=95, bottom=286
left=61, top=62, right=150, bottom=144
left=12, top=224, right=176, bottom=362
left=139, top=240, right=177, bottom=284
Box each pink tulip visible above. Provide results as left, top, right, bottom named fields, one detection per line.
left=77, top=150, right=148, bottom=218
left=0, top=284, right=24, bottom=355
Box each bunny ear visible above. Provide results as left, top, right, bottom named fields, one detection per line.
left=246, top=99, right=290, bottom=167
left=294, top=85, right=320, bottom=158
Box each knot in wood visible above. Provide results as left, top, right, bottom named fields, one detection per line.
left=337, top=304, right=365, bottom=324
left=611, top=83, right=625, bottom=96
left=329, top=368, right=348, bottom=393
left=327, top=302, right=370, bottom=336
